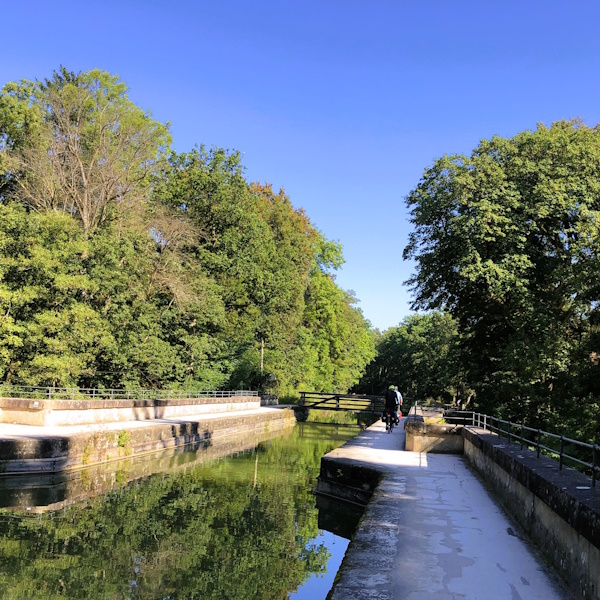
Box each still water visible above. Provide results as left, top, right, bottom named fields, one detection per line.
left=0, top=423, right=362, bottom=599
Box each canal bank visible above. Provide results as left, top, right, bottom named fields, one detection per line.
left=319, top=421, right=571, bottom=600
left=0, top=404, right=295, bottom=473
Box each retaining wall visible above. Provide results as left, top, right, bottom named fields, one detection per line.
left=0, top=408, right=296, bottom=474
left=0, top=396, right=260, bottom=427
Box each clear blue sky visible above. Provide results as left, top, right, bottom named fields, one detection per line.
left=3, top=1, right=600, bottom=330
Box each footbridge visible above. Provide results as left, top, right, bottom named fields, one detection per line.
left=299, top=391, right=386, bottom=413
left=317, top=407, right=600, bottom=600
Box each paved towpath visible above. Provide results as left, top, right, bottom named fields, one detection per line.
left=327, top=420, right=572, bottom=600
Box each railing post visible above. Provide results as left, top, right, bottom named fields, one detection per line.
left=559, top=436, right=564, bottom=470
left=300, top=392, right=305, bottom=406
left=336, top=396, right=340, bottom=410
left=537, top=429, right=541, bottom=459
left=593, top=445, right=598, bottom=488
left=520, top=423, right=523, bottom=449
left=507, top=421, right=511, bottom=444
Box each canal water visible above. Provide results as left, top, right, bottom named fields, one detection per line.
left=0, top=422, right=363, bottom=599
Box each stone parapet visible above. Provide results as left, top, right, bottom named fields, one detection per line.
left=463, top=427, right=600, bottom=600
left=0, top=396, right=260, bottom=426
left=0, top=407, right=295, bottom=474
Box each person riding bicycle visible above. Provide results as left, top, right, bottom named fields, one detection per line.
left=384, top=385, right=400, bottom=424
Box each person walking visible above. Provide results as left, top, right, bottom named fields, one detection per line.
left=394, top=386, right=403, bottom=422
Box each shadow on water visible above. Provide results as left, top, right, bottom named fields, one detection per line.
left=316, top=495, right=364, bottom=541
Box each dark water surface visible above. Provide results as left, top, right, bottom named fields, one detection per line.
left=0, top=423, right=361, bottom=599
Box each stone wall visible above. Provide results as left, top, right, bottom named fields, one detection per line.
left=404, top=420, right=464, bottom=453
left=463, top=427, right=600, bottom=600
left=0, top=407, right=296, bottom=474
left=0, top=396, right=260, bottom=426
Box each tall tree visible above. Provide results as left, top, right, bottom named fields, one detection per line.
left=355, top=312, right=467, bottom=402
left=0, top=67, right=171, bottom=232
left=404, top=120, right=600, bottom=422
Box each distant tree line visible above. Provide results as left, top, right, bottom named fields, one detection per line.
left=0, top=67, right=375, bottom=397
left=357, top=121, right=600, bottom=441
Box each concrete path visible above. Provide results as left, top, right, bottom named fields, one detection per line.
left=327, top=420, right=573, bottom=600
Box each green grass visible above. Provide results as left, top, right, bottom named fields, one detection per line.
left=305, top=410, right=379, bottom=427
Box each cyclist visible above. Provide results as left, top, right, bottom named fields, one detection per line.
left=384, top=385, right=400, bottom=425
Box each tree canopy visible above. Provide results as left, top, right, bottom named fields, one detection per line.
left=0, top=67, right=374, bottom=396
left=399, top=120, right=600, bottom=432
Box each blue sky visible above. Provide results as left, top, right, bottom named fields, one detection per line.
left=3, top=1, right=600, bottom=330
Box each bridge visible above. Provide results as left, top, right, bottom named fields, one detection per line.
left=317, top=405, right=598, bottom=600
left=299, top=391, right=387, bottom=413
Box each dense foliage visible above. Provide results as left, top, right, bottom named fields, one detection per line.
left=396, top=121, right=600, bottom=437
left=355, top=312, right=469, bottom=403
left=0, top=68, right=374, bottom=396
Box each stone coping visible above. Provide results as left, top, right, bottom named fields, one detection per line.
left=0, top=395, right=256, bottom=411
left=463, top=426, right=600, bottom=551
left=0, top=395, right=261, bottom=427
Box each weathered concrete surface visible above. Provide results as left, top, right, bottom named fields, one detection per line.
left=0, top=407, right=295, bottom=473
left=463, top=427, right=600, bottom=600
left=0, top=395, right=260, bottom=426
left=324, top=421, right=572, bottom=600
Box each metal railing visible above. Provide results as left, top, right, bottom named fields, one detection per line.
left=0, top=385, right=258, bottom=401
left=445, top=409, right=600, bottom=487
left=299, top=392, right=385, bottom=413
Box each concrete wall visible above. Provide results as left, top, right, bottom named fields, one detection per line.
left=0, top=396, right=260, bottom=426
left=317, top=455, right=381, bottom=506
left=463, top=427, right=600, bottom=600
left=404, top=421, right=464, bottom=453
left=0, top=408, right=296, bottom=474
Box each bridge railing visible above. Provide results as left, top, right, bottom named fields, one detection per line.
left=0, top=385, right=259, bottom=401
left=445, top=409, right=600, bottom=487
left=300, top=392, right=385, bottom=413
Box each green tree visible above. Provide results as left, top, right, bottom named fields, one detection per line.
left=0, top=67, right=171, bottom=233
left=300, top=238, right=376, bottom=393
left=404, top=120, right=600, bottom=423
left=356, top=312, right=467, bottom=403
left=0, top=66, right=375, bottom=396
left=0, top=203, right=114, bottom=386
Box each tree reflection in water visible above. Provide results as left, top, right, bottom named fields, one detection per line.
left=0, top=423, right=361, bottom=599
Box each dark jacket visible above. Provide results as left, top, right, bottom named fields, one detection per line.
left=384, top=389, right=398, bottom=410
